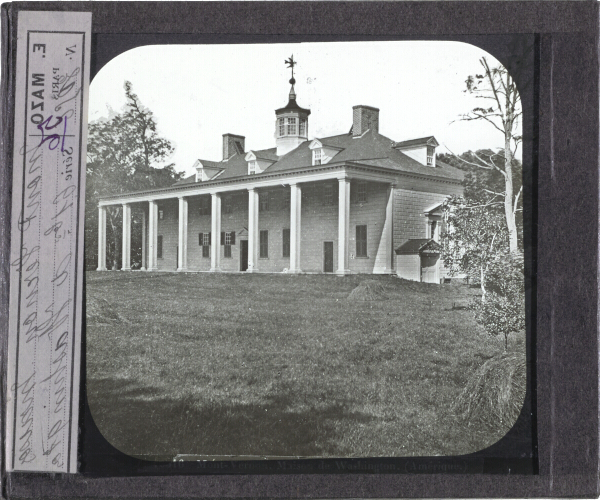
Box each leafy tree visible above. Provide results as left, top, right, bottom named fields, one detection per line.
left=472, top=251, right=525, bottom=349
left=455, top=57, right=522, bottom=254
left=85, top=81, right=180, bottom=270
left=441, top=150, right=525, bottom=345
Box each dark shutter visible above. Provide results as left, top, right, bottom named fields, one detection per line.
left=208, top=232, right=211, bottom=245
left=231, top=232, right=236, bottom=245
left=356, top=225, right=367, bottom=257
left=221, top=232, right=225, bottom=245
left=157, top=235, right=163, bottom=259
left=199, top=232, right=203, bottom=245
left=282, top=228, right=290, bottom=258
left=260, top=230, right=268, bottom=258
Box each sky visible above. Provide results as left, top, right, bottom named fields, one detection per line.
left=89, top=41, right=520, bottom=177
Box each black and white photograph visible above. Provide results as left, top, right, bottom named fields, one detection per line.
left=84, top=40, right=527, bottom=461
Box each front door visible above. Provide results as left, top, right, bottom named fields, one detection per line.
left=421, top=255, right=439, bottom=283
left=323, top=241, right=334, bottom=273
left=240, top=240, right=248, bottom=271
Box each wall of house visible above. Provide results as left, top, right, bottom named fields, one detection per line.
left=254, top=187, right=291, bottom=272
left=391, top=179, right=461, bottom=272
left=348, top=181, right=389, bottom=273
left=396, top=254, right=421, bottom=282
left=299, top=181, right=338, bottom=272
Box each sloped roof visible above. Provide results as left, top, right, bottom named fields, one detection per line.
left=250, top=149, right=279, bottom=162
left=172, top=130, right=462, bottom=188
left=393, top=136, right=439, bottom=148
left=395, top=239, right=442, bottom=255
left=275, top=91, right=311, bottom=115
left=197, top=159, right=222, bottom=169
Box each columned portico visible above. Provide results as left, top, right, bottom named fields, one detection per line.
left=97, top=206, right=107, bottom=271
left=148, top=200, right=158, bottom=271
left=177, top=196, right=188, bottom=271
left=337, top=177, right=351, bottom=275
left=121, top=203, right=131, bottom=271
left=289, top=183, right=302, bottom=273
left=210, top=193, right=222, bottom=272
left=247, top=188, right=259, bottom=272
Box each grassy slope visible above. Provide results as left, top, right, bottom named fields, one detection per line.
left=86, top=272, right=525, bottom=460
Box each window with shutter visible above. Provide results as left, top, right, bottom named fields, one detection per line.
left=202, top=232, right=210, bottom=258
left=356, top=225, right=367, bottom=257
left=224, top=231, right=232, bottom=258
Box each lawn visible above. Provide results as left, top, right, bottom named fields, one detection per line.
left=85, top=272, right=525, bottom=461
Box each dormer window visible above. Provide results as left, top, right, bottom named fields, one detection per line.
left=248, top=161, right=257, bottom=175
left=313, top=149, right=322, bottom=166
left=287, top=117, right=296, bottom=135
left=427, top=145, right=435, bottom=166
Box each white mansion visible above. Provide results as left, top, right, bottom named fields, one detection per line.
left=96, top=75, right=463, bottom=282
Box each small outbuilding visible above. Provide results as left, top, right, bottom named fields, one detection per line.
left=395, top=239, right=442, bottom=283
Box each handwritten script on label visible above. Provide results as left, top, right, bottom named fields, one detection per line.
left=7, top=11, right=91, bottom=474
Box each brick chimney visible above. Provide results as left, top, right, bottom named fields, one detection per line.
left=222, top=134, right=245, bottom=160
left=352, top=105, right=379, bottom=137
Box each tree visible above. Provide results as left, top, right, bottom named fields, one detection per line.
left=456, top=57, right=522, bottom=254
left=441, top=152, right=510, bottom=302
left=473, top=251, right=525, bottom=349
left=441, top=150, right=525, bottom=345
left=85, top=81, right=180, bottom=270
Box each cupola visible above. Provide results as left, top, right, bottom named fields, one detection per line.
left=275, top=55, right=311, bottom=157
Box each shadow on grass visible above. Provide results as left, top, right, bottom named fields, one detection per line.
left=88, top=377, right=375, bottom=461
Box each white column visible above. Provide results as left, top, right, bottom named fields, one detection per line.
left=289, top=183, right=302, bottom=273
left=337, top=177, right=351, bottom=275
left=177, top=196, right=188, bottom=271
left=97, top=206, right=107, bottom=271
left=121, top=203, right=131, bottom=271
left=373, top=183, right=395, bottom=274
left=210, top=193, right=222, bottom=272
left=140, top=208, right=146, bottom=271
left=148, top=200, right=158, bottom=271
left=247, top=188, right=259, bottom=272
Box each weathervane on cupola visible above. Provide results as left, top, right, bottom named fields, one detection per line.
left=275, top=55, right=311, bottom=156
left=285, top=55, right=297, bottom=99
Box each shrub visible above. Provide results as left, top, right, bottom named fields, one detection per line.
left=472, top=252, right=525, bottom=347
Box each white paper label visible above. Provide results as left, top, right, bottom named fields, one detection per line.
left=6, top=10, right=91, bottom=473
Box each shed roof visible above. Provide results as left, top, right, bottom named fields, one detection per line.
left=395, top=238, right=442, bottom=255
